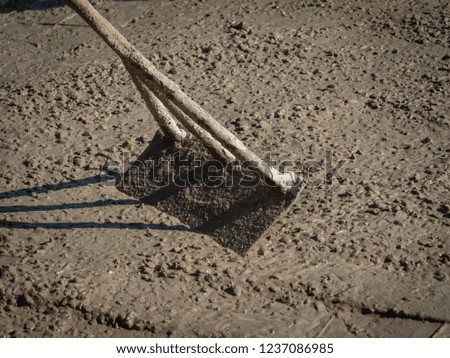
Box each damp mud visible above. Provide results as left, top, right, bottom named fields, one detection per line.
left=0, top=0, right=449, bottom=337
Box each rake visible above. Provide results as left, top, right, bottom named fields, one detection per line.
left=65, top=0, right=303, bottom=254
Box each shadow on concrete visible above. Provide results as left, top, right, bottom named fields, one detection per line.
left=0, top=172, right=189, bottom=232
left=0, top=0, right=64, bottom=12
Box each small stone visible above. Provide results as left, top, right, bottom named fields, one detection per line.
left=120, top=140, right=132, bottom=149
left=313, top=301, right=326, bottom=312
left=230, top=21, right=248, bottom=31
left=224, top=285, right=241, bottom=296
left=433, top=270, right=447, bottom=282
left=311, top=232, right=325, bottom=242
left=365, top=100, right=378, bottom=109
left=411, top=188, right=420, bottom=195
left=24, top=321, right=35, bottom=332
left=123, top=311, right=137, bottom=329
left=274, top=109, right=286, bottom=118
left=437, top=204, right=449, bottom=216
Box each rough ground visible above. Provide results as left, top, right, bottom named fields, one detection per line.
left=0, top=0, right=449, bottom=337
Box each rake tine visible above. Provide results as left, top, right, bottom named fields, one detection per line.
left=125, top=62, right=235, bottom=163
left=125, top=62, right=187, bottom=143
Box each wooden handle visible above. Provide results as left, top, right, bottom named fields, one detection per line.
left=65, top=0, right=300, bottom=192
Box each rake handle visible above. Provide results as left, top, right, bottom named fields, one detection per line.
left=65, top=0, right=298, bottom=192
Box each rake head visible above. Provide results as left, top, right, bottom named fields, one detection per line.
left=117, top=132, right=304, bottom=255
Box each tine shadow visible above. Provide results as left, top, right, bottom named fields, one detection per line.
left=0, top=0, right=64, bottom=12
left=0, top=220, right=188, bottom=231
left=0, top=173, right=118, bottom=199
left=0, top=171, right=191, bottom=232
left=0, top=199, right=139, bottom=213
